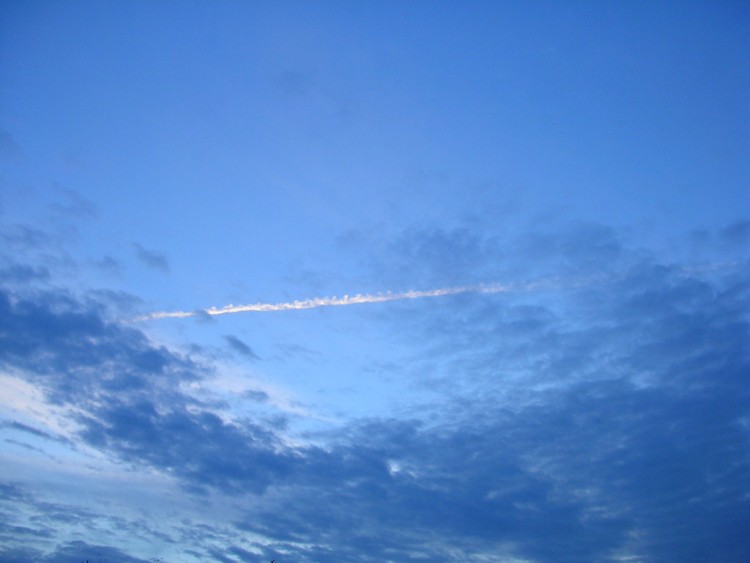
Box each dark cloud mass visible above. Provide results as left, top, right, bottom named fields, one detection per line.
left=0, top=287, right=293, bottom=495
left=0, top=225, right=749, bottom=561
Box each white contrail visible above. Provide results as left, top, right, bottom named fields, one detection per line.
left=141, top=279, right=561, bottom=321
left=135, top=259, right=744, bottom=322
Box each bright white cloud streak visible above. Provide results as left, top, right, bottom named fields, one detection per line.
left=141, top=279, right=571, bottom=321
left=138, top=261, right=738, bottom=321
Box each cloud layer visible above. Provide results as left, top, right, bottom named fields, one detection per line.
left=1, top=221, right=748, bottom=561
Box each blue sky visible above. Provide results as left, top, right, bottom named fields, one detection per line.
left=1, top=2, right=749, bottom=561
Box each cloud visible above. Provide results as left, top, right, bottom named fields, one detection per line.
left=231, top=267, right=749, bottom=562
left=92, top=255, right=122, bottom=276
left=721, top=219, right=750, bottom=246
left=0, top=289, right=196, bottom=403
left=220, top=225, right=750, bottom=562
left=1, top=222, right=748, bottom=561
left=271, top=69, right=316, bottom=99
left=0, top=225, right=50, bottom=251
left=142, top=278, right=575, bottom=320
left=224, top=335, right=260, bottom=360
left=0, top=286, right=301, bottom=494
left=76, top=397, right=296, bottom=495
left=0, top=541, right=150, bottom=563
left=242, top=389, right=269, bottom=403
left=0, top=265, right=50, bottom=284
left=0, top=128, right=22, bottom=160
left=137, top=221, right=735, bottom=323
left=132, top=243, right=170, bottom=273
left=0, top=420, right=67, bottom=443
left=49, top=187, right=97, bottom=220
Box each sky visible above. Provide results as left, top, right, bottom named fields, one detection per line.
left=0, top=1, right=749, bottom=561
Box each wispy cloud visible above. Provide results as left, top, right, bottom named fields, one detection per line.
left=132, top=243, right=170, bottom=274
left=224, top=335, right=260, bottom=360
left=140, top=258, right=742, bottom=322
left=1, top=228, right=749, bottom=561
left=141, top=278, right=572, bottom=321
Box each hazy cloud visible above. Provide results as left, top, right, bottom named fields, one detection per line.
left=133, top=243, right=170, bottom=273
left=49, top=187, right=97, bottom=220
left=721, top=219, right=750, bottom=246
left=0, top=128, right=22, bottom=160
left=93, top=255, right=122, bottom=275
left=0, top=265, right=50, bottom=284
left=224, top=335, right=260, bottom=360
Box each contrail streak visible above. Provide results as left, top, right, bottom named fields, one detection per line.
left=134, top=260, right=742, bottom=322
left=141, top=279, right=562, bottom=321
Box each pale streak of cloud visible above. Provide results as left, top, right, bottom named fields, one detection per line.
left=133, top=259, right=741, bottom=322
left=140, top=278, right=568, bottom=321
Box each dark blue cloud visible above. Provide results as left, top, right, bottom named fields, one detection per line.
left=237, top=336, right=749, bottom=561
left=1, top=420, right=67, bottom=444
left=0, top=264, right=50, bottom=284
left=721, top=219, right=750, bottom=246
left=0, top=222, right=748, bottom=561
left=0, top=225, right=50, bottom=251
left=0, top=541, right=150, bottom=563
left=93, top=255, right=122, bottom=276
left=224, top=334, right=260, bottom=360
left=242, top=389, right=269, bottom=403
left=0, top=286, right=297, bottom=497
left=78, top=400, right=294, bottom=495
left=0, top=288, right=198, bottom=405
left=49, top=187, right=97, bottom=220
left=224, top=225, right=749, bottom=562
left=0, top=127, right=22, bottom=160
left=132, top=243, right=170, bottom=274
